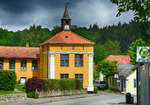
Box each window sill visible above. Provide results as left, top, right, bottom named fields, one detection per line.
left=75, top=66, right=84, bottom=67
left=60, top=66, right=69, bottom=67
left=21, top=69, right=27, bottom=71
left=32, top=69, right=38, bottom=71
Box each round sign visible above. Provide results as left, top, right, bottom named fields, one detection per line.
left=139, top=47, right=150, bottom=58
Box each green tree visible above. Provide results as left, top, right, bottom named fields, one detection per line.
left=94, top=44, right=107, bottom=64
left=104, top=40, right=121, bottom=55
left=110, top=0, right=150, bottom=36
left=94, top=69, right=99, bottom=80
left=97, top=60, right=117, bottom=78
left=110, top=0, right=150, bottom=22
left=128, top=38, right=146, bottom=65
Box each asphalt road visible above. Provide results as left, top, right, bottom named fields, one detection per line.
left=41, top=93, right=125, bottom=105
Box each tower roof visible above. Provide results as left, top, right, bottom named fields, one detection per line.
left=62, top=5, right=70, bottom=19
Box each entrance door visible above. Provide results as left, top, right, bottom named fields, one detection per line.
left=20, top=77, right=26, bottom=84
left=75, top=74, right=83, bottom=87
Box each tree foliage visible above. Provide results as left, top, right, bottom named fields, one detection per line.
left=94, top=44, right=107, bottom=64
left=110, top=0, right=150, bottom=36
left=128, top=38, right=147, bottom=65
left=104, top=40, right=121, bottom=55
left=97, top=60, right=117, bottom=78
left=110, top=0, right=150, bottom=22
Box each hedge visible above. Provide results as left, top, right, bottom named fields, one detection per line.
left=44, top=78, right=82, bottom=91
left=26, top=78, right=82, bottom=93
left=0, top=70, right=16, bottom=91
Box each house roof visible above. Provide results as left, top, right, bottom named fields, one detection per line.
left=118, top=63, right=135, bottom=77
left=41, top=31, right=94, bottom=45
left=105, top=55, right=130, bottom=65
left=0, top=46, right=40, bottom=59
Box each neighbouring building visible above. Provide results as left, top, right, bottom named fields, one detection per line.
left=106, top=55, right=137, bottom=95
left=0, top=6, right=94, bottom=91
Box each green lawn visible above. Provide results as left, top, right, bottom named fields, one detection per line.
left=0, top=90, right=18, bottom=95
left=0, top=84, right=25, bottom=95
left=15, top=84, right=26, bottom=92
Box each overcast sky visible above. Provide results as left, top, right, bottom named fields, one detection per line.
left=0, top=0, right=134, bottom=31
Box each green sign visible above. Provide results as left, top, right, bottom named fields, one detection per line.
left=137, top=47, right=150, bottom=62
left=139, top=47, right=150, bottom=58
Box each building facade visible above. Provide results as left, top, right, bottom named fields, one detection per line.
left=0, top=6, right=94, bottom=91
left=106, top=55, right=136, bottom=95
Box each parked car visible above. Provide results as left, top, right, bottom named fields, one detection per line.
left=94, top=80, right=106, bottom=89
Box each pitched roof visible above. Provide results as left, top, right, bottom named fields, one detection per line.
left=41, top=31, right=94, bottom=45
left=118, top=63, right=135, bottom=77
left=105, top=55, right=130, bottom=65
left=0, top=46, right=40, bottom=59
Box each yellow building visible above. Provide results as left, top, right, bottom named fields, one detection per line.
left=106, top=55, right=136, bottom=95
left=108, top=63, right=136, bottom=95
left=0, top=6, right=94, bottom=91
left=0, top=46, right=40, bottom=84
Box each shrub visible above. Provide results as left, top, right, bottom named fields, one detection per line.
left=94, top=86, right=98, bottom=94
left=27, top=91, right=39, bottom=99
left=26, top=78, right=45, bottom=93
left=102, top=85, right=109, bottom=90
left=44, top=78, right=82, bottom=91
left=0, top=70, right=16, bottom=91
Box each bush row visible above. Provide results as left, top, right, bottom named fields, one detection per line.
left=0, top=70, right=16, bottom=91
left=26, top=78, right=82, bottom=94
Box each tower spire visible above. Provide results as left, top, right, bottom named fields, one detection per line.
left=63, top=3, right=70, bottom=19
left=61, top=1, right=71, bottom=31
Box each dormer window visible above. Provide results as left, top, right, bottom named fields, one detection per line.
left=65, top=35, right=69, bottom=38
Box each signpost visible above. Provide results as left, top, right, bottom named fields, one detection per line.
left=136, top=47, right=150, bottom=105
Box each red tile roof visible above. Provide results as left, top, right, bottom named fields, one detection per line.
left=105, top=55, right=130, bottom=65
left=41, top=31, right=94, bottom=45
left=0, top=46, right=40, bottom=59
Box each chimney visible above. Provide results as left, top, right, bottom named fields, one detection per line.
left=26, top=42, right=30, bottom=47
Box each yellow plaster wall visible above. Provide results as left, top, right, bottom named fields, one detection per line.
left=126, top=70, right=136, bottom=95
left=40, top=44, right=93, bottom=88
left=3, top=59, right=40, bottom=81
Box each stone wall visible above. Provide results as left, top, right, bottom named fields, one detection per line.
left=39, top=90, right=87, bottom=97
left=0, top=90, right=86, bottom=103
left=0, top=93, right=26, bottom=103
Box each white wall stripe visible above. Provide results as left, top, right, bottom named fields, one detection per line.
left=50, top=54, right=55, bottom=79
left=87, top=54, right=94, bottom=91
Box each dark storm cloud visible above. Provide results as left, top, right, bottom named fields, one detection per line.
left=0, top=0, right=80, bottom=14
left=0, top=0, right=133, bottom=31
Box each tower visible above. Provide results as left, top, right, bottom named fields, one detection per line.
left=61, top=4, right=71, bottom=31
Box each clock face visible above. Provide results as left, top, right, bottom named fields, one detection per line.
left=64, top=25, right=70, bottom=30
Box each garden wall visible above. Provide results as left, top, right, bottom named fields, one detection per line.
left=39, top=90, right=86, bottom=97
